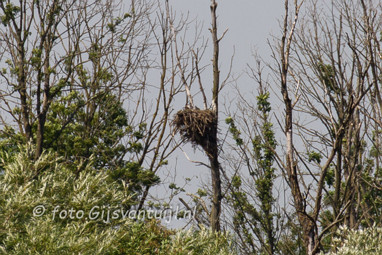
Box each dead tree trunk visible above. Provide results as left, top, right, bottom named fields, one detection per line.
left=209, top=0, right=222, bottom=232
left=279, top=0, right=319, bottom=254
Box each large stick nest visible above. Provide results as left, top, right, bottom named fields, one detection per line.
left=172, top=108, right=217, bottom=152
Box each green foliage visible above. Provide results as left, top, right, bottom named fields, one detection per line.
left=256, top=92, right=271, bottom=113
left=253, top=92, right=276, bottom=214
left=227, top=91, right=278, bottom=254
left=0, top=144, right=131, bottom=254
left=324, top=167, right=335, bottom=188
left=167, top=226, right=237, bottom=255
left=231, top=175, right=242, bottom=189
left=197, top=188, right=207, bottom=197
left=0, top=126, right=25, bottom=171
left=317, top=62, right=338, bottom=93
left=308, top=151, right=322, bottom=164
left=0, top=145, right=236, bottom=255
left=107, top=13, right=131, bottom=33
left=0, top=3, right=21, bottom=26
left=44, top=91, right=128, bottom=168
left=108, top=162, right=160, bottom=197
left=278, top=216, right=306, bottom=255
left=226, top=117, right=243, bottom=146
left=0, top=40, right=158, bottom=210
left=358, top=162, right=382, bottom=226
left=30, top=48, right=43, bottom=69
left=319, top=210, right=337, bottom=252
left=322, top=226, right=382, bottom=255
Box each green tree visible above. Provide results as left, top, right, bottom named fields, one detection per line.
left=0, top=0, right=182, bottom=202
left=0, top=0, right=147, bottom=160
left=267, top=0, right=382, bottom=253
left=225, top=88, right=278, bottom=254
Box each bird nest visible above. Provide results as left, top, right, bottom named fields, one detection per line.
left=172, top=108, right=217, bottom=152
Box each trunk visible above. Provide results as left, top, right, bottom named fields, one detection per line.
left=209, top=131, right=221, bottom=232
left=333, top=146, right=342, bottom=216
left=209, top=0, right=221, bottom=232
left=35, top=38, right=53, bottom=159
left=210, top=0, right=219, bottom=114
left=266, top=215, right=275, bottom=254
left=307, top=228, right=316, bottom=255
left=280, top=1, right=320, bottom=253
left=35, top=113, right=46, bottom=159
left=17, top=39, right=32, bottom=141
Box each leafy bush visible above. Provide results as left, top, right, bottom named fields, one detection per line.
left=167, top=226, right=236, bottom=255
left=0, top=145, right=236, bottom=254
left=322, top=225, right=382, bottom=255
left=0, top=144, right=132, bottom=254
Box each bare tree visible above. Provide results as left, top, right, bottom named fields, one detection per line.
left=264, top=0, right=381, bottom=253
left=171, top=0, right=228, bottom=231
left=133, top=0, right=201, bottom=210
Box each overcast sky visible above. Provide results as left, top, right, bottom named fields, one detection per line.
left=171, top=1, right=284, bottom=69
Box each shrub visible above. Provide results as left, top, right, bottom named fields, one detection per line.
left=322, top=225, right=382, bottom=255
left=166, top=226, right=236, bottom=255
left=0, top=144, right=237, bottom=255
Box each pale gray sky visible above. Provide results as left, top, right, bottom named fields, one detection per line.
left=171, top=1, right=284, bottom=72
